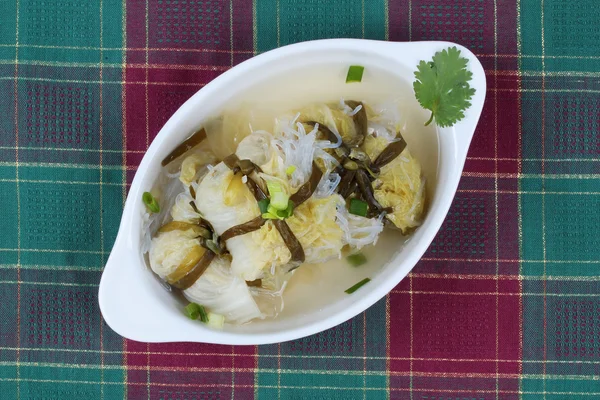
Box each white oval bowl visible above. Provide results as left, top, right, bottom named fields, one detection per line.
left=99, top=39, right=485, bottom=345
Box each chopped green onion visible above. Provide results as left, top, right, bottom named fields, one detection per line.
left=258, top=199, right=270, bottom=214
left=349, top=198, right=368, bottom=217
left=262, top=197, right=294, bottom=220
left=262, top=212, right=279, bottom=220
left=347, top=252, right=367, bottom=267
left=266, top=180, right=283, bottom=195
left=184, top=303, right=201, bottom=320
left=185, top=303, right=209, bottom=322
left=282, top=200, right=294, bottom=218
left=198, top=304, right=209, bottom=323
left=266, top=180, right=290, bottom=210
left=207, top=312, right=225, bottom=329
left=266, top=207, right=284, bottom=219
left=345, top=278, right=371, bottom=294
left=285, top=165, right=297, bottom=176
left=270, top=192, right=289, bottom=210
left=267, top=204, right=281, bottom=217
left=142, top=192, right=160, bottom=213
left=266, top=201, right=294, bottom=220
left=346, top=65, right=364, bottom=83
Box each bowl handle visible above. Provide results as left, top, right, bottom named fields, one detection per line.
left=98, top=234, right=196, bottom=342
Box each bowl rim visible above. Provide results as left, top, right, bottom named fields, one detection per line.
left=99, top=38, right=486, bottom=345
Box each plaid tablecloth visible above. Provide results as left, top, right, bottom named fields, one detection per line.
left=2, top=0, right=599, bottom=399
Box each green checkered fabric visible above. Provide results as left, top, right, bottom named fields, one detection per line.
left=1, top=0, right=599, bottom=399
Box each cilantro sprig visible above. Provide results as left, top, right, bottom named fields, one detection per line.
left=413, top=47, right=476, bottom=128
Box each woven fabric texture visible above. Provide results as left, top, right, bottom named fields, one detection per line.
left=1, top=0, right=599, bottom=399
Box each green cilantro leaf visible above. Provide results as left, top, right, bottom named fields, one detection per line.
left=413, top=46, right=476, bottom=128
